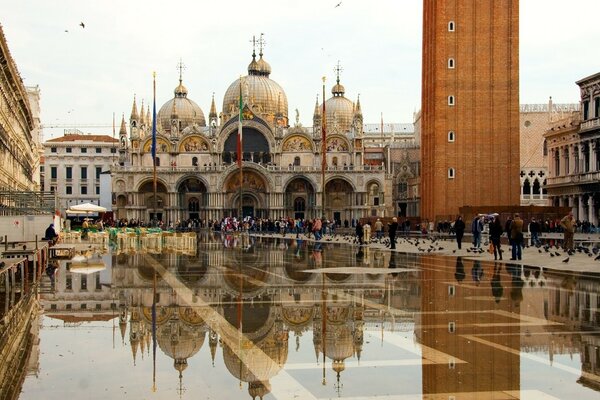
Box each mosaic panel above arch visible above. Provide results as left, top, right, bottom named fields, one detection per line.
left=179, top=135, right=210, bottom=153
left=326, top=136, right=349, bottom=152
left=225, top=169, right=267, bottom=192
left=282, top=135, right=313, bottom=152
left=143, top=137, right=171, bottom=153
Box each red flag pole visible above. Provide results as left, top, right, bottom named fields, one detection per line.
left=238, top=77, right=243, bottom=223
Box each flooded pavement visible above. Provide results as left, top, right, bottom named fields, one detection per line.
left=15, top=233, right=600, bottom=399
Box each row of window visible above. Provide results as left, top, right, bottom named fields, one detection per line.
left=65, top=186, right=100, bottom=195
left=49, top=166, right=103, bottom=180
left=582, top=97, right=600, bottom=120
left=50, top=147, right=116, bottom=154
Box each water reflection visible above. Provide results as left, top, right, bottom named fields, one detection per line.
left=24, top=232, right=600, bottom=399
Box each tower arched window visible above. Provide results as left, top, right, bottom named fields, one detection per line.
left=448, top=168, right=455, bottom=179
left=448, top=131, right=455, bottom=142
left=448, top=96, right=455, bottom=106
left=448, top=21, right=455, bottom=32
left=448, top=58, right=455, bottom=69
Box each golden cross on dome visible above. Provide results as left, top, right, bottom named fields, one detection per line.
left=334, top=60, right=343, bottom=84
left=176, top=58, right=186, bottom=83
left=249, top=35, right=257, bottom=57
left=258, top=33, right=266, bottom=56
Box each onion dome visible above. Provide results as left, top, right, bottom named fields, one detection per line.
left=223, top=49, right=287, bottom=124
left=157, top=320, right=206, bottom=368
left=157, top=78, right=206, bottom=132
left=322, top=77, right=355, bottom=134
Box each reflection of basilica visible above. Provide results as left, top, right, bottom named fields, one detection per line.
left=35, top=234, right=600, bottom=397
left=112, top=39, right=390, bottom=223
left=113, top=234, right=410, bottom=398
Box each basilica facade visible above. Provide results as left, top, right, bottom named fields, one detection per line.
left=112, top=48, right=391, bottom=223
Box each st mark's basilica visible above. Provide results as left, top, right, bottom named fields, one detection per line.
left=112, top=43, right=391, bottom=223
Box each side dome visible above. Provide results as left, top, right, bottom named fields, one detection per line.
left=222, top=51, right=288, bottom=125
left=323, top=80, right=355, bottom=134
left=157, top=79, right=206, bottom=132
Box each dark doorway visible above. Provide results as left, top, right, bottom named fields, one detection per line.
left=398, top=202, right=407, bottom=217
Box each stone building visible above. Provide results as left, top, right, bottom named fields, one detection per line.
left=519, top=101, right=579, bottom=206
left=43, top=132, right=118, bottom=212
left=111, top=45, right=393, bottom=223
left=545, top=72, right=600, bottom=225
left=0, top=24, right=39, bottom=192
left=420, top=0, right=521, bottom=221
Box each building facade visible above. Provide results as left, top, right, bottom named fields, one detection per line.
left=519, top=101, right=579, bottom=206
left=545, top=72, right=600, bottom=225
left=111, top=47, right=393, bottom=224
left=43, top=133, right=118, bottom=212
left=420, top=0, right=521, bottom=221
left=0, top=25, right=39, bottom=192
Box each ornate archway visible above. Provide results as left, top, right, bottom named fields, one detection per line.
left=325, top=178, right=354, bottom=224
left=284, top=177, right=316, bottom=219
left=139, top=180, right=169, bottom=222
left=223, top=169, right=269, bottom=218
left=177, top=177, right=208, bottom=221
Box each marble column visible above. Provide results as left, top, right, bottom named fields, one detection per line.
left=578, top=195, right=585, bottom=221
left=590, top=197, right=598, bottom=225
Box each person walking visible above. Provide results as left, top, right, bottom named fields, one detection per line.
left=454, top=215, right=465, bottom=250
left=388, top=217, right=399, bottom=250
left=489, top=215, right=503, bottom=260
left=374, top=219, right=384, bottom=239
left=355, top=220, right=364, bottom=245
left=471, top=215, right=483, bottom=248
left=529, top=217, right=540, bottom=246
left=510, top=213, right=524, bottom=260
left=560, top=211, right=575, bottom=252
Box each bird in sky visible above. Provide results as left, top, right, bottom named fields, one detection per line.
left=335, top=2, right=342, bottom=7
left=79, top=22, right=85, bottom=28
left=64, top=30, right=69, bottom=33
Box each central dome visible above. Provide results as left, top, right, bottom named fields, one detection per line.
left=222, top=51, right=288, bottom=125
left=157, top=79, right=206, bottom=132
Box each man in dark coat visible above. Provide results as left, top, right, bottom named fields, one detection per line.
left=355, top=221, right=364, bottom=245
left=44, top=223, right=58, bottom=245
left=388, top=217, right=399, bottom=250
left=453, top=216, right=465, bottom=250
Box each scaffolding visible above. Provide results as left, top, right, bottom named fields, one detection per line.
left=0, top=191, right=57, bottom=216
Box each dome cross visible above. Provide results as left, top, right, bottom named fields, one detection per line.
left=176, top=58, right=186, bottom=84
left=334, top=60, right=343, bottom=84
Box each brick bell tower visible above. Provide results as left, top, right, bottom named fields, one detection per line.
left=420, top=0, right=521, bottom=221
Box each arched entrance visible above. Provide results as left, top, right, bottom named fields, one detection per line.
left=285, top=177, right=316, bottom=219
left=325, top=178, right=354, bottom=224
left=139, top=180, right=168, bottom=222
left=223, top=127, right=271, bottom=164
left=224, top=170, right=269, bottom=218
left=177, top=177, right=208, bottom=221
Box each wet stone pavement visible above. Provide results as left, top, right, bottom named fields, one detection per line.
left=15, top=233, right=600, bottom=399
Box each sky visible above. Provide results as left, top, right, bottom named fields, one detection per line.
left=2, top=0, right=600, bottom=140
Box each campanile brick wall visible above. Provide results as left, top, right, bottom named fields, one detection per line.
left=421, top=0, right=521, bottom=221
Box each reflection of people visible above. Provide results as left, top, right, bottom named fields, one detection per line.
left=355, top=221, right=364, bottom=245
left=471, top=260, right=483, bottom=284
left=44, top=223, right=58, bottom=245
left=454, top=257, right=465, bottom=282
left=491, top=263, right=503, bottom=303
left=388, top=252, right=397, bottom=269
